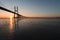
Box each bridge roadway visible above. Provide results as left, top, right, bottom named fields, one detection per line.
left=0, top=6, right=21, bottom=16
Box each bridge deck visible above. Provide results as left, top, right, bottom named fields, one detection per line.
left=0, top=6, right=21, bottom=16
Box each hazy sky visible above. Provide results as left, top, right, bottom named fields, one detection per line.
left=0, top=0, right=60, bottom=17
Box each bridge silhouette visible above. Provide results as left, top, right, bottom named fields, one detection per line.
left=0, top=6, right=22, bottom=18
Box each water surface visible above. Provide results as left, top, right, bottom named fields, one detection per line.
left=0, top=18, right=60, bottom=40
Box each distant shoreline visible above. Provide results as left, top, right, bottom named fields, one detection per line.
left=14, top=17, right=60, bottom=19
left=0, top=17, right=60, bottom=19
left=25, top=17, right=60, bottom=19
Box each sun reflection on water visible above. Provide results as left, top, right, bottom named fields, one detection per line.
left=9, top=16, right=14, bottom=33
left=8, top=16, right=14, bottom=40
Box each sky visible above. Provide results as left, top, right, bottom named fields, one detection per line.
left=0, top=0, right=60, bottom=17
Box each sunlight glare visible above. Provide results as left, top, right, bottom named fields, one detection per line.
left=9, top=16, right=13, bottom=33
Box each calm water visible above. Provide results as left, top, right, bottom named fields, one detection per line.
left=0, top=18, right=60, bottom=40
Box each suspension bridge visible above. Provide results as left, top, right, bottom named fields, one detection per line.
left=0, top=6, right=23, bottom=18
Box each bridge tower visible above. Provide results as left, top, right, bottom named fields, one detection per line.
left=14, top=6, right=19, bottom=18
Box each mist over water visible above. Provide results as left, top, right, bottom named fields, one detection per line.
left=0, top=18, right=60, bottom=40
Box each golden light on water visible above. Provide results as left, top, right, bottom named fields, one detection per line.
left=9, top=16, right=14, bottom=33
left=8, top=16, right=14, bottom=40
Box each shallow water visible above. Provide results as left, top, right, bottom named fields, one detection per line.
left=0, top=18, right=60, bottom=40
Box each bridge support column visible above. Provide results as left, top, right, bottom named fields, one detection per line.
left=14, top=6, right=19, bottom=18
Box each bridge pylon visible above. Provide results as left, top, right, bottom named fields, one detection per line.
left=14, top=6, right=19, bottom=18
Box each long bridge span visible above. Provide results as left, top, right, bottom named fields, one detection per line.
left=0, top=6, right=22, bottom=18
